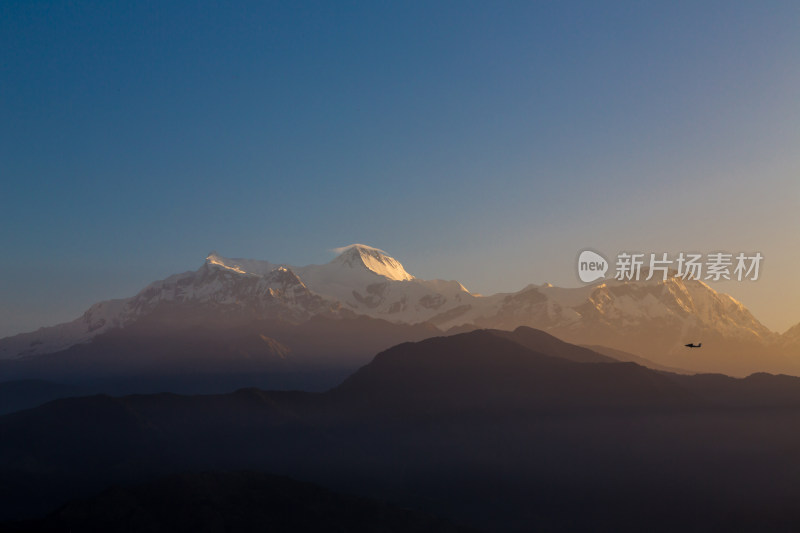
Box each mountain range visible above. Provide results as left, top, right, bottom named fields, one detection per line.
left=1, top=244, right=798, bottom=378
left=6, top=328, right=800, bottom=531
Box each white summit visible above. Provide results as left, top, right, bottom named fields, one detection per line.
left=328, top=244, right=414, bottom=281
left=0, top=243, right=788, bottom=377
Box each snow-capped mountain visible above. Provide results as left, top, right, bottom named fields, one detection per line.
left=125, top=261, right=336, bottom=319
left=199, top=245, right=473, bottom=326
left=0, top=244, right=791, bottom=375
left=0, top=256, right=340, bottom=359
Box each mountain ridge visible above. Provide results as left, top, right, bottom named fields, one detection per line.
left=7, top=329, right=800, bottom=530
left=1, top=244, right=797, bottom=377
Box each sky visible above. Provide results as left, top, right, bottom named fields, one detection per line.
left=1, top=1, right=799, bottom=337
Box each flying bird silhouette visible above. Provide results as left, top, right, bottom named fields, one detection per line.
left=684, top=343, right=702, bottom=348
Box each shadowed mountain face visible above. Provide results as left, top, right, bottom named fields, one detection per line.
left=330, top=330, right=695, bottom=416
left=5, top=329, right=800, bottom=531
left=581, top=343, right=693, bottom=373
left=490, top=327, right=617, bottom=363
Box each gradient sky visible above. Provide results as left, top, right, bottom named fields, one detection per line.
left=1, top=1, right=799, bottom=337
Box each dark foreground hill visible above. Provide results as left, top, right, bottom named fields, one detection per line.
left=0, top=380, right=92, bottom=416
left=4, top=328, right=800, bottom=531
left=3, top=471, right=468, bottom=533
left=0, top=321, right=677, bottom=415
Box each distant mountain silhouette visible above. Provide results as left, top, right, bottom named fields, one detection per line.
left=5, top=329, right=800, bottom=531
left=330, top=329, right=695, bottom=416
left=0, top=314, right=441, bottom=394
left=0, top=380, right=92, bottom=416
left=581, top=343, right=693, bottom=373
left=491, top=327, right=618, bottom=363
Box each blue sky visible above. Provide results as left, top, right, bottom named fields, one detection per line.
left=1, top=1, right=799, bottom=336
